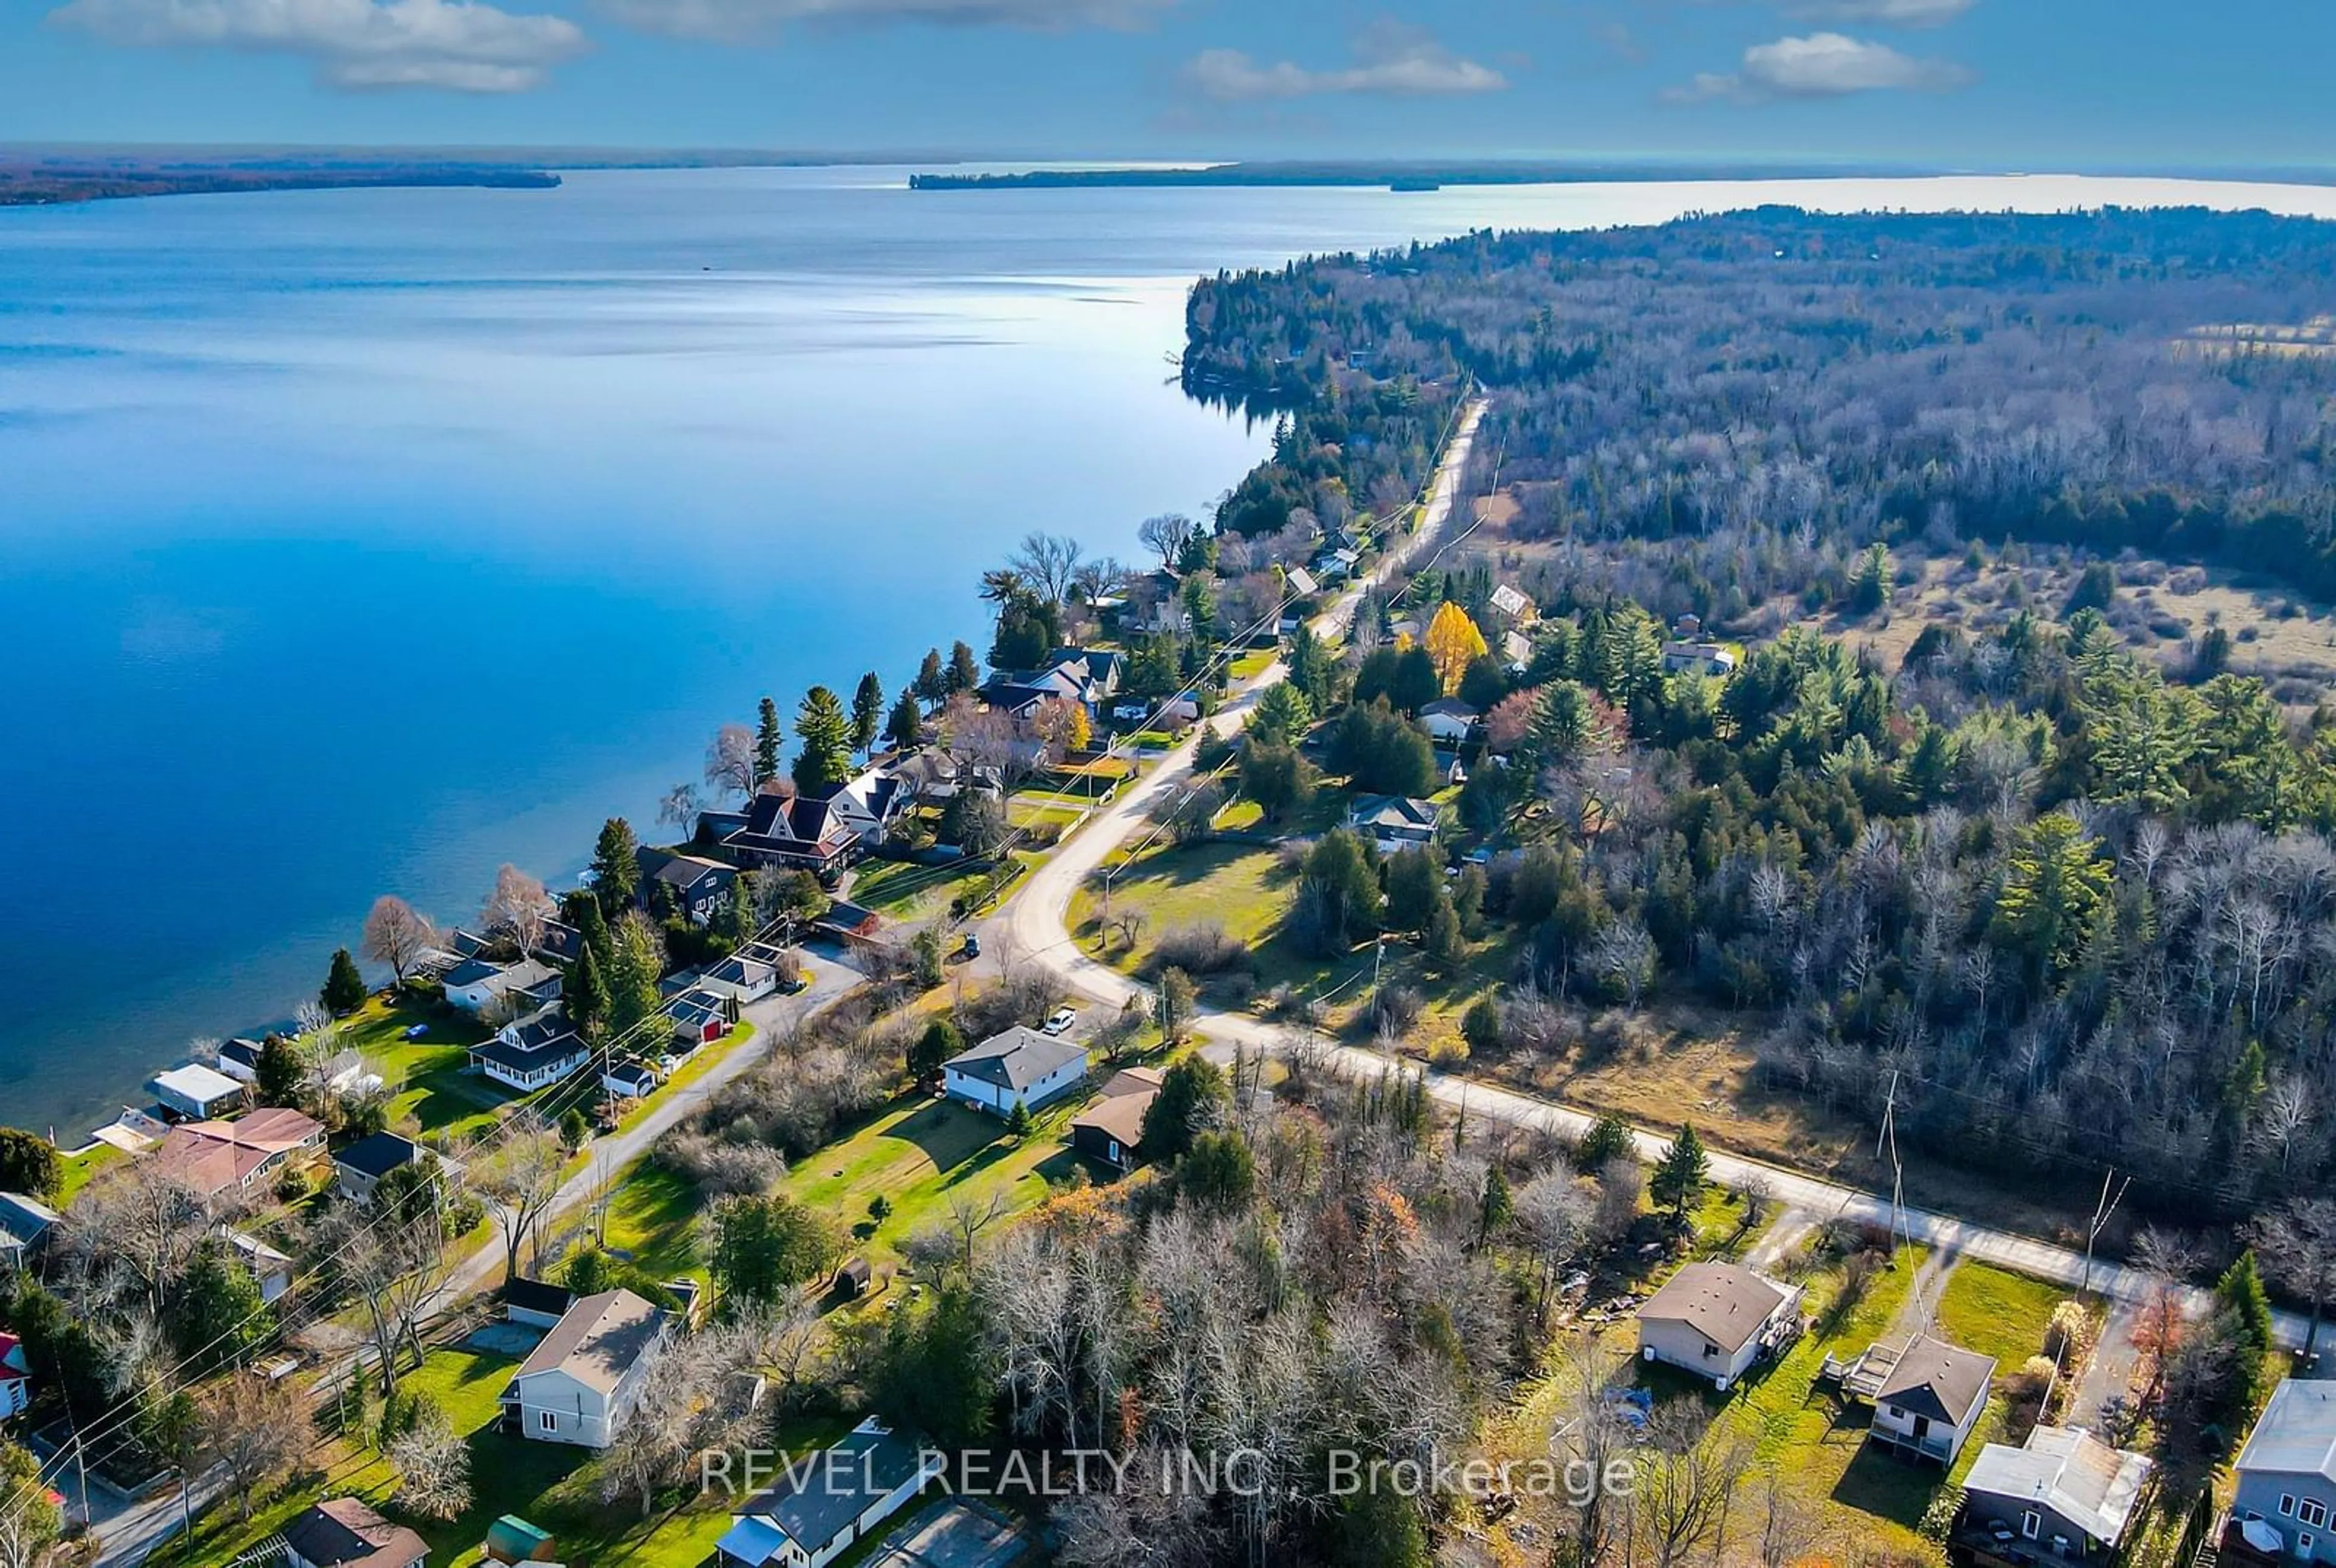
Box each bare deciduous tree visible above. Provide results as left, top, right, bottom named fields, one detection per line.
left=704, top=723, right=757, bottom=801
left=2252, top=1196, right=2336, bottom=1359
left=480, top=864, right=554, bottom=954
left=658, top=782, right=701, bottom=844
left=361, top=895, right=437, bottom=983
left=200, top=1374, right=311, bottom=1519
left=1009, top=530, right=1084, bottom=607
left=474, top=1119, right=566, bottom=1285
left=388, top=1401, right=472, bottom=1521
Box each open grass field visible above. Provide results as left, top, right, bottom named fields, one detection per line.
left=54, top=1142, right=124, bottom=1202
left=603, top=1159, right=706, bottom=1280
left=328, top=994, right=503, bottom=1142
left=852, top=857, right=996, bottom=926
left=780, top=1090, right=1097, bottom=1271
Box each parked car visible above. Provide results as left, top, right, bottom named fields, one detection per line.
left=1041, top=1007, right=1077, bottom=1036
left=401, top=1023, right=428, bottom=1041
left=961, top=934, right=982, bottom=959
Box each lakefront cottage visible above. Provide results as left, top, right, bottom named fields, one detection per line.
left=469, top=1005, right=589, bottom=1092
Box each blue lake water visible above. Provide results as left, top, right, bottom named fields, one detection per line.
left=6, top=167, right=2336, bottom=1139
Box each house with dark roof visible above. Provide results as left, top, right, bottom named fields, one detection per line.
left=664, top=988, right=740, bottom=1050
left=1866, top=1336, right=1997, bottom=1465
left=501, top=1288, right=670, bottom=1449
left=503, top=1277, right=575, bottom=1329
left=815, top=770, right=912, bottom=848
left=724, top=791, right=858, bottom=879
left=442, top=956, right=558, bottom=1015
left=1348, top=794, right=1440, bottom=854
left=700, top=953, right=782, bottom=1005
left=0, top=1331, right=29, bottom=1421
left=1635, top=1262, right=1803, bottom=1392
left=942, top=1028, right=1089, bottom=1116
left=716, top=1417, right=944, bottom=1568
left=1070, top=1067, right=1163, bottom=1171
left=0, top=1193, right=62, bottom=1274
left=469, top=1006, right=589, bottom=1093
left=214, top=1038, right=265, bottom=1084
left=602, top=1061, right=661, bottom=1099
left=332, top=1131, right=429, bottom=1207
left=1419, top=698, right=1479, bottom=746
left=282, top=1496, right=429, bottom=1568
left=638, top=848, right=739, bottom=926
left=1958, top=1425, right=2152, bottom=1564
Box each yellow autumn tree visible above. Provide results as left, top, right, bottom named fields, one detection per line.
left=1424, top=601, right=1489, bottom=694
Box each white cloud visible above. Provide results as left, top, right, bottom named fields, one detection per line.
left=49, top=0, right=588, bottom=91
left=1784, top=0, right=1975, bottom=26
left=593, top=0, right=1169, bottom=43
left=1186, top=21, right=1507, bottom=102
left=1668, top=30, right=1970, bottom=101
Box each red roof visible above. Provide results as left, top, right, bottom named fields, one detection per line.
left=148, top=1108, right=322, bottom=1196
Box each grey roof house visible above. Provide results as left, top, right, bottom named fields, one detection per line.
left=2231, top=1378, right=2336, bottom=1565
left=716, top=1417, right=944, bottom=1568
left=1958, top=1424, right=2152, bottom=1564
left=941, top=1027, right=1089, bottom=1116
left=500, top=1288, right=670, bottom=1449
left=1634, top=1261, right=1802, bottom=1392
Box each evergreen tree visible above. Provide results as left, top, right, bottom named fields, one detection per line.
left=1848, top=543, right=1896, bottom=615
left=1651, top=1123, right=1710, bottom=1224
left=589, top=818, right=642, bottom=917
left=792, top=685, right=853, bottom=795
left=754, top=696, right=784, bottom=786
left=568, top=942, right=611, bottom=1042
left=572, top=893, right=612, bottom=965
left=909, top=1018, right=962, bottom=1081
left=605, top=913, right=666, bottom=1048
left=1181, top=1130, right=1257, bottom=1209
left=558, top=1106, right=591, bottom=1153
left=886, top=690, right=925, bottom=754
left=255, top=1033, right=307, bottom=1105
left=1249, top=681, right=1313, bottom=749
left=1479, top=1163, right=1514, bottom=1245
left=914, top=648, right=947, bottom=707
left=946, top=640, right=981, bottom=695
left=172, top=1241, right=271, bottom=1373
left=2217, top=1249, right=2278, bottom=1360
left=849, top=672, right=885, bottom=758
left=1141, top=1056, right=1229, bottom=1160
left=322, top=947, right=367, bottom=1015
left=0, top=1129, right=61, bottom=1199
left=1004, top=1098, right=1034, bottom=1140
left=1423, top=888, right=1467, bottom=976
left=1286, top=622, right=1333, bottom=709
left=1155, top=966, right=1197, bottom=1043
left=1383, top=848, right=1443, bottom=935
left=1294, top=828, right=1382, bottom=956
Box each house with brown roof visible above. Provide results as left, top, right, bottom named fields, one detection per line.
left=1635, top=1261, right=1803, bottom=1392
left=1070, top=1067, right=1164, bottom=1172
left=147, top=1108, right=325, bottom=1198
left=500, top=1288, right=670, bottom=1449
left=282, top=1496, right=429, bottom=1568
left=1867, top=1336, right=1997, bottom=1466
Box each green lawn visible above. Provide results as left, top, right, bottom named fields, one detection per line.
left=1933, top=1263, right=2065, bottom=1372
left=853, top=858, right=994, bottom=924
left=1229, top=647, right=1278, bottom=681
left=328, top=995, right=501, bottom=1142
left=603, top=1160, right=706, bottom=1280
left=781, top=1091, right=1096, bottom=1270
left=55, top=1142, right=124, bottom=1203
left=179, top=1338, right=820, bottom=1568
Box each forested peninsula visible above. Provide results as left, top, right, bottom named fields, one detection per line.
left=0, top=154, right=560, bottom=207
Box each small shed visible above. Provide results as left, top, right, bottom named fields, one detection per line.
left=833, top=1257, right=874, bottom=1300
left=484, top=1513, right=558, bottom=1563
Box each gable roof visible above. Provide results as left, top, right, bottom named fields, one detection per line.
left=218, top=1038, right=264, bottom=1072
left=282, top=1497, right=429, bottom=1568
left=1637, top=1263, right=1795, bottom=1355
left=1420, top=698, right=1479, bottom=720
left=2238, top=1378, right=2336, bottom=1482
left=504, top=1277, right=574, bottom=1319
left=641, top=848, right=735, bottom=893
left=0, top=1192, right=61, bottom=1251
left=1490, top=584, right=1534, bottom=619
left=945, top=1028, right=1088, bottom=1094
left=512, top=1288, right=666, bottom=1396
left=1963, top=1426, right=2153, bottom=1545
left=729, top=1420, right=931, bottom=1558
left=1072, top=1082, right=1156, bottom=1150
left=333, top=1131, right=423, bottom=1182
left=148, top=1109, right=324, bottom=1195
left=1285, top=566, right=1321, bottom=597
left=1877, top=1336, right=1997, bottom=1426
left=1349, top=795, right=1439, bottom=832
left=472, top=1034, right=588, bottom=1075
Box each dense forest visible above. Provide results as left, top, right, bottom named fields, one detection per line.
left=1187, top=207, right=2336, bottom=596
left=1182, top=209, right=2336, bottom=1216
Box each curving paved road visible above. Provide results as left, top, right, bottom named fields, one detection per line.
left=988, top=397, right=2310, bottom=1350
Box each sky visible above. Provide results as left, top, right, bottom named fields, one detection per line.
left=0, top=0, right=2330, bottom=168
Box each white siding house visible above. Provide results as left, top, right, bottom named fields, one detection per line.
left=1634, top=1263, right=1802, bottom=1392
left=940, top=1029, right=1089, bottom=1116
left=716, top=1418, right=944, bottom=1568
left=501, top=1289, right=669, bottom=1450
left=1867, top=1337, right=1996, bottom=1465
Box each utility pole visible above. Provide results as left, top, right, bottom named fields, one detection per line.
left=2079, top=1168, right=2131, bottom=1297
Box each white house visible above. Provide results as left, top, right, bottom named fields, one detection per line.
left=715, top=1417, right=945, bottom=1568
left=1419, top=698, right=1479, bottom=746
left=470, top=1006, right=589, bottom=1092
left=282, top=1497, right=429, bottom=1568
left=602, top=1061, right=661, bottom=1099
left=942, top=1028, right=1089, bottom=1116
left=440, top=956, right=557, bottom=1015
left=1634, top=1262, right=1802, bottom=1392
left=700, top=954, right=782, bottom=1005
left=1490, top=583, right=1537, bottom=624
left=1866, top=1337, right=1997, bottom=1466
left=1663, top=640, right=1739, bottom=677
left=0, top=1333, right=29, bottom=1421
left=214, top=1038, right=265, bottom=1084
left=222, top=1227, right=296, bottom=1305
left=150, top=1062, right=247, bottom=1120
left=501, top=1288, right=670, bottom=1449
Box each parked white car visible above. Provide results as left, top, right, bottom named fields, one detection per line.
left=1041, top=1008, right=1078, bottom=1036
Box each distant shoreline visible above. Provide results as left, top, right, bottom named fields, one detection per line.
left=0, top=161, right=562, bottom=208
left=910, top=160, right=2336, bottom=193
